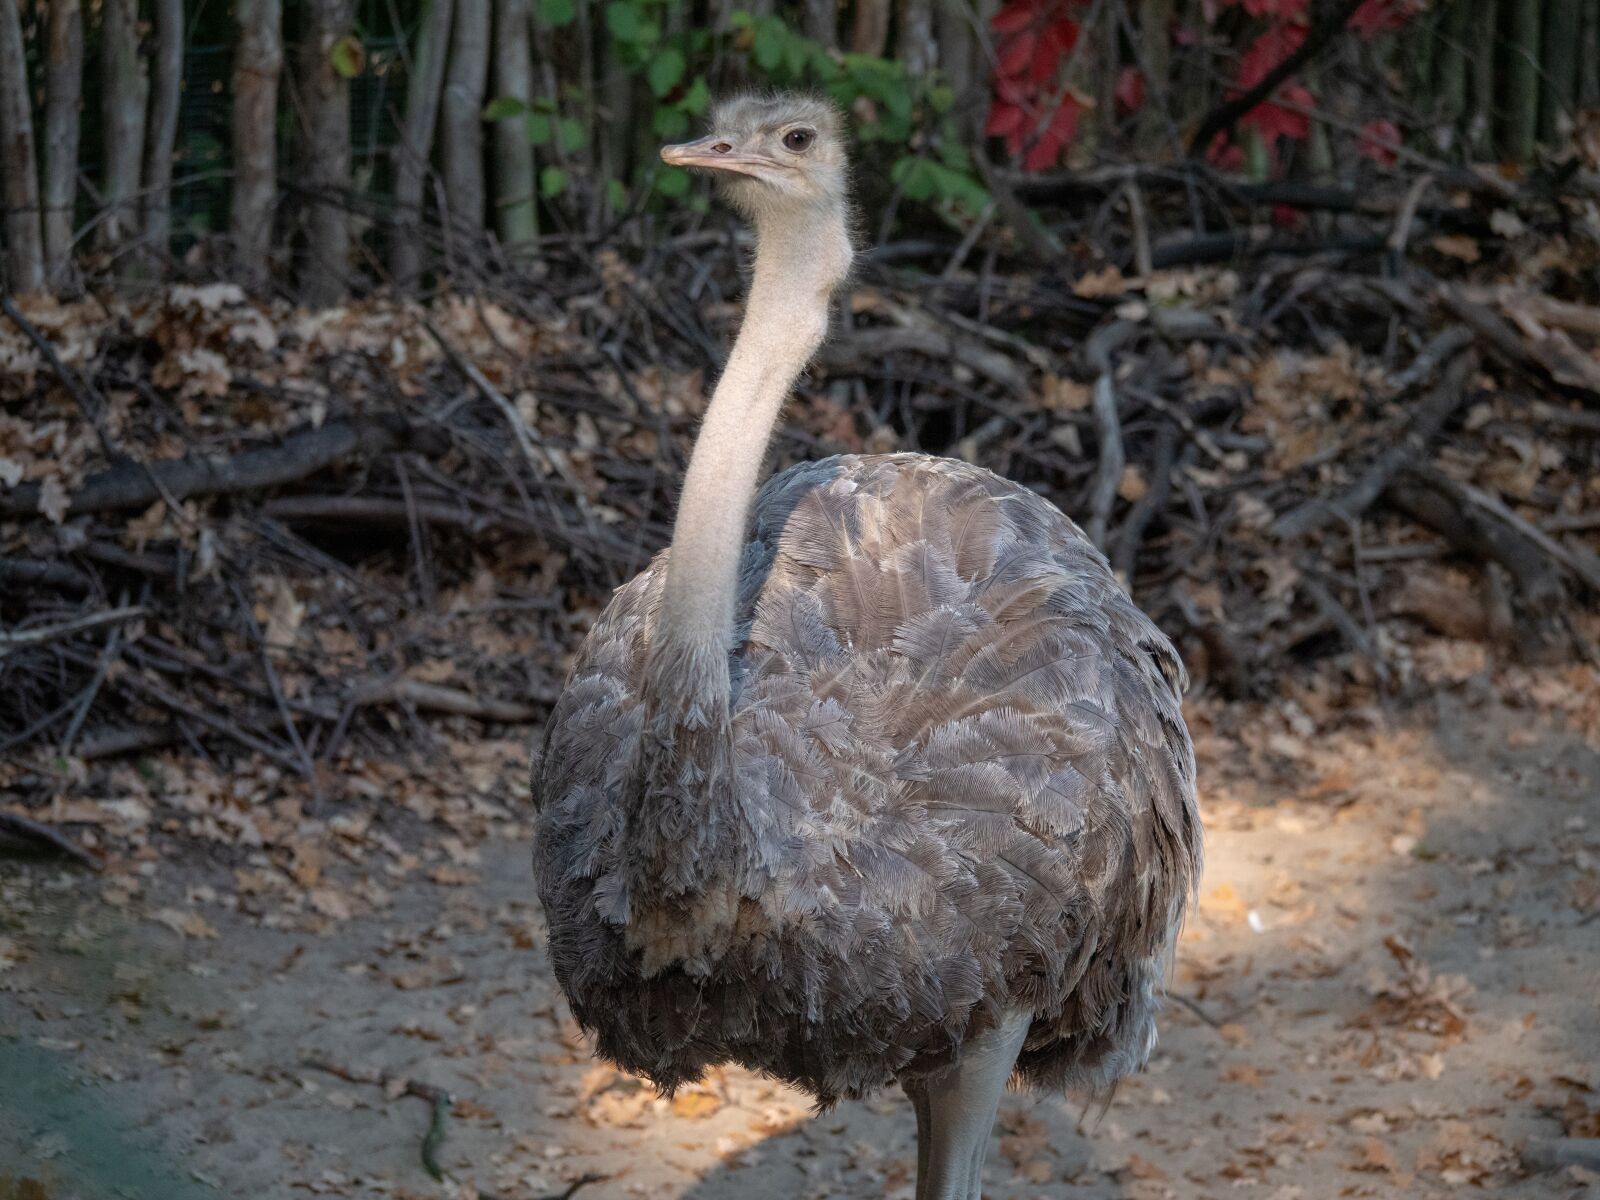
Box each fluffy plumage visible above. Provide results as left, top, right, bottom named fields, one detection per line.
left=533, top=453, right=1201, bottom=1106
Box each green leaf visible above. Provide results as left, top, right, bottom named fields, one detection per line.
left=558, top=117, right=586, bottom=154
left=752, top=17, right=785, bottom=71
left=656, top=166, right=690, bottom=197
left=540, top=166, right=569, bottom=197
left=606, top=1, right=642, bottom=42
left=648, top=47, right=686, bottom=97
left=607, top=178, right=629, bottom=210
left=892, top=156, right=937, bottom=202
left=536, top=0, right=575, bottom=25
left=526, top=113, right=553, bottom=146
left=929, top=84, right=954, bottom=114
left=652, top=105, right=690, bottom=137
left=727, top=10, right=753, bottom=29
left=328, top=34, right=365, bottom=79
left=482, top=96, right=528, bottom=122
left=680, top=76, right=710, bottom=115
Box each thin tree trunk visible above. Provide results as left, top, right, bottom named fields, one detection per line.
left=852, top=0, right=890, bottom=56
left=298, top=0, right=355, bottom=305
left=392, top=0, right=454, bottom=290
left=42, top=0, right=83, bottom=290
left=492, top=0, right=537, bottom=251
left=231, top=0, right=283, bottom=290
left=600, top=46, right=634, bottom=211
left=1499, top=0, right=1542, bottom=158
left=1433, top=0, right=1469, bottom=133
left=1136, top=0, right=1173, bottom=155
left=936, top=0, right=974, bottom=101
left=801, top=0, right=834, bottom=44
left=899, top=0, right=934, bottom=75
left=1581, top=0, right=1599, bottom=106
left=441, top=0, right=489, bottom=241
left=0, top=0, right=45, bottom=293
left=100, top=0, right=148, bottom=254
left=143, top=0, right=184, bottom=272
left=1539, top=0, right=1580, bottom=144
left=1469, top=0, right=1497, bottom=155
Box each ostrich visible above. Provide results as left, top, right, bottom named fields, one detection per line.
left=534, top=92, right=1200, bottom=1200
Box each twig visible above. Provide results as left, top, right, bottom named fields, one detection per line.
left=414, top=307, right=589, bottom=540
left=1272, top=349, right=1476, bottom=540
left=60, top=592, right=133, bottom=755
left=1112, top=422, right=1178, bottom=580
left=103, top=663, right=304, bottom=771
left=231, top=580, right=324, bottom=810
left=1121, top=179, right=1153, bottom=279
left=0, top=810, right=104, bottom=869
left=1084, top=321, right=1137, bottom=549
left=1384, top=173, right=1433, bottom=269
left=298, top=1056, right=601, bottom=1198
left=1388, top=325, right=1475, bottom=391
left=1301, top=571, right=1391, bottom=687
left=0, top=605, right=146, bottom=659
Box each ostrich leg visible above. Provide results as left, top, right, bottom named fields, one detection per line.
left=904, top=1010, right=1031, bottom=1200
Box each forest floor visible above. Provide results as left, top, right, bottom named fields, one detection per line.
left=3, top=685, right=1598, bottom=1200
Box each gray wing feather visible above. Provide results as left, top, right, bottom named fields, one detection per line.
left=534, top=452, right=1201, bottom=1105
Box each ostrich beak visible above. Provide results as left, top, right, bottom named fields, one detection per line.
left=660, top=135, right=775, bottom=179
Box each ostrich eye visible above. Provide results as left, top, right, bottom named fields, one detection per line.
left=783, top=128, right=815, bottom=152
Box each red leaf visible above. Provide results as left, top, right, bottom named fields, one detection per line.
left=1043, top=14, right=1080, bottom=54
left=997, top=29, right=1038, bottom=78
left=1207, top=132, right=1245, bottom=172
left=1359, top=117, right=1400, bottom=165
left=985, top=102, right=1026, bottom=138
left=1241, top=0, right=1308, bottom=18
left=1115, top=66, right=1146, bottom=114
left=1024, top=130, right=1065, bottom=172
left=991, top=0, right=1036, bottom=34
left=1350, top=0, right=1415, bottom=39
left=1237, top=24, right=1307, bottom=90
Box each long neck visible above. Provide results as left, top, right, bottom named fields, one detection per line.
left=620, top=204, right=848, bottom=909
left=648, top=205, right=850, bottom=701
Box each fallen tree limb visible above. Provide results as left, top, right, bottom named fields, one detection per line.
left=816, top=326, right=1030, bottom=396
left=373, top=677, right=556, bottom=721
left=1273, top=349, right=1476, bottom=540
left=263, top=493, right=540, bottom=535
left=0, top=556, right=93, bottom=592
left=1437, top=285, right=1600, bottom=401
left=1385, top=467, right=1574, bottom=654
left=0, top=416, right=408, bottom=517
left=0, top=605, right=146, bottom=658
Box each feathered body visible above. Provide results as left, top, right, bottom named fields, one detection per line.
left=534, top=452, right=1200, bottom=1106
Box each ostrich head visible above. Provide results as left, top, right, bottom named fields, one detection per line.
left=661, top=92, right=851, bottom=235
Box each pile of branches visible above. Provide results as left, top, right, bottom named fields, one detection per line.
left=3, top=157, right=1599, bottom=851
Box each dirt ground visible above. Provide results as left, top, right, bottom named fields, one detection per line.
left=3, top=688, right=1598, bottom=1200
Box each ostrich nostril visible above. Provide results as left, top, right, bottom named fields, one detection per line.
left=712, top=142, right=732, bottom=154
